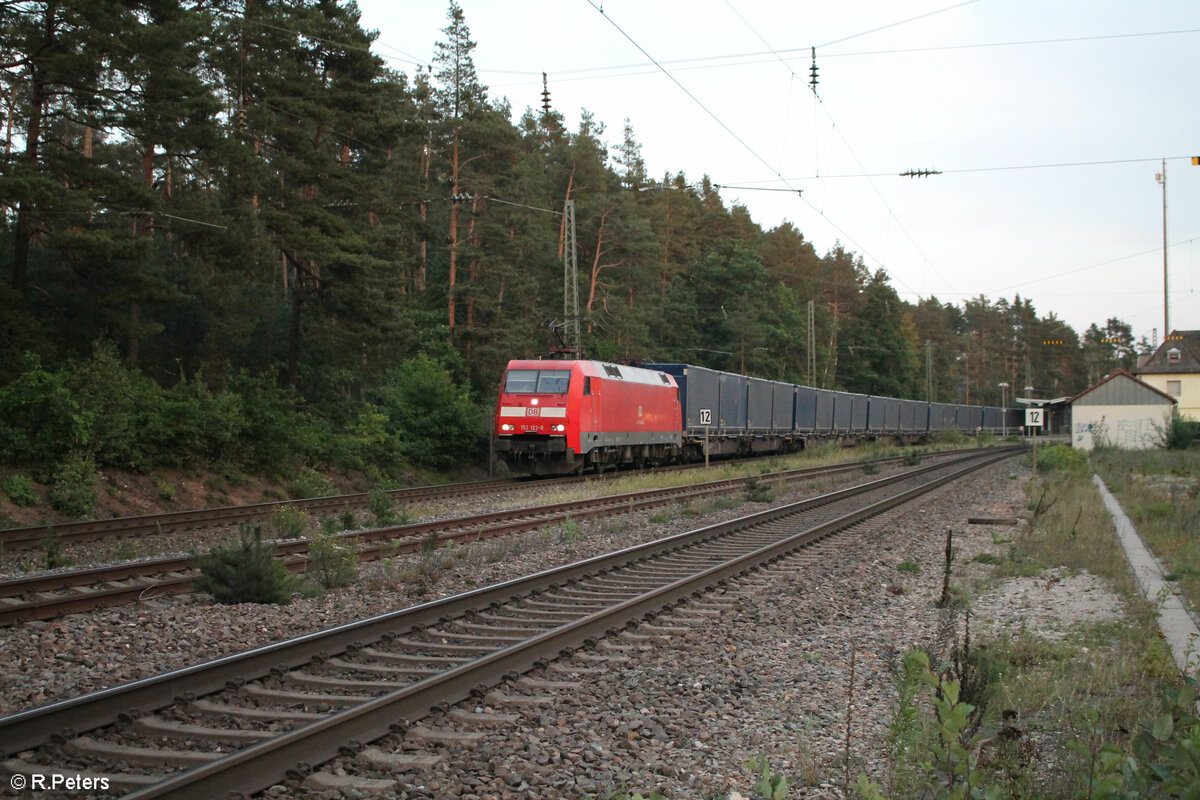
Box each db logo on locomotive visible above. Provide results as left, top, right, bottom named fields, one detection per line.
left=525, top=407, right=541, bottom=416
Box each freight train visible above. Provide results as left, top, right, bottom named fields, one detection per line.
left=493, top=359, right=1019, bottom=475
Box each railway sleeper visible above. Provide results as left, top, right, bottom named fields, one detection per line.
left=325, top=658, right=441, bottom=678
left=357, top=648, right=466, bottom=666
left=404, top=725, right=485, bottom=747
left=356, top=747, right=444, bottom=771
left=483, top=690, right=556, bottom=708
left=283, top=671, right=397, bottom=692
left=64, top=735, right=220, bottom=767
left=447, top=708, right=520, bottom=728
left=302, top=771, right=397, bottom=795
left=132, top=715, right=274, bottom=743
left=187, top=699, right=323, bottom=724
left=237, top=684, right=363, bottom=709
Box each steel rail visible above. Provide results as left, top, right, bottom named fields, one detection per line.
left=0, top=478, right=527, bottom=550
left=0, top=451, right=970, bottom=625
left=116, top=447, right=1018, bottom=800
left=0, top=447, right=1019, bottom=760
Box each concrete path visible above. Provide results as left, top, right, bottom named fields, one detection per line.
left=1094, top=474, right=1200, bottom=676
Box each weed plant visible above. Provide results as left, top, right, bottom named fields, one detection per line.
left=306, top=529, right=358, bottom=589
left=268, top=506, right=309, bottom=539
left=558, top=517, right=584, bottom=543
left=369, top=486, right=404, bottom=526
left=744, top=476, right=777, bottom=503
left=38, top=533, right=74, bottom=569
left=152, top=473, right=175, bottom=501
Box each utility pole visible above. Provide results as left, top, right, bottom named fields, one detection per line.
left=1156, top=159, right=1169, bottom=334
left=925, top=340, right=933, bottom=402
left=999, top=382, right=1008, bottom=437
left=807, top=300, right=816, bottom=387
left=562, top=199, right=581, bottom=356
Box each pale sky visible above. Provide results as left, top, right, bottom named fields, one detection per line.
left=355, top=0, right=1200, bottom=346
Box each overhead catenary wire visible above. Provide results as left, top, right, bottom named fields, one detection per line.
left=584, top=0, right=930, bottom=302
left=718, top=155, right=1200, bottom=183
left=718, top=2, right=956, bottom=299
left=583, top=0, right=791, bottom=186
left=479, top=27, right=1200, bottom=88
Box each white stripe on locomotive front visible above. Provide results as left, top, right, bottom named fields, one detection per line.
left=500, top=406, right=567, bottom=418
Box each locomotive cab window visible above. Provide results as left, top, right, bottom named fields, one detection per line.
left=505, top=369, right=571, bottom=394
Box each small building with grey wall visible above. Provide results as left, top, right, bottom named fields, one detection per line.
left=1069, top=370, right=1176, bottom=451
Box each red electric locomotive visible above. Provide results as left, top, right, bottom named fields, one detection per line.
left=493, top=359, right=683, bottom=475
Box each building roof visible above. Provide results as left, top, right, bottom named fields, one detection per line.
left=1068, top=369, right=1177, bottom=406
left=1136, top=330, right=1200, bottom=375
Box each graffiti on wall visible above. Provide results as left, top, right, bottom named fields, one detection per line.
left=1074, top=415, right=1163, bottom=449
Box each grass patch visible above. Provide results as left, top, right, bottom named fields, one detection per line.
left=1091, top=448, right=1200, bottom=613
left=862, top=454, right=1181, bottom=798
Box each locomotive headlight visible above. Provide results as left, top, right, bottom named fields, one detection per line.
left=554, top=424, right=565, bottom=432
left=501, top=424, right=513, bottom=432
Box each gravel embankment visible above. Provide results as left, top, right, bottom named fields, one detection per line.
left=0, top=468, right=876, bottom=716
left=280, top=459, right=1042, bottom=800
left=4, top=455, right=1110, bottom=800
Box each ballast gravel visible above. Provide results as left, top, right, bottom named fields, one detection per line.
left=287, top=460, right=1049, bottom=800
left=0, top=455, right=1118, bottom=799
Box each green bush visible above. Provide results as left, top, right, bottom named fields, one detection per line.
left=366, top=354, right=486, bottom=470
left=289, top=469, right=337, bottom=500
left=194, top=526, right=293, bottom=605
left=47, top=453, right=98, bottom=518
left=2, top=474, right=38, bottom=507
left=1162, top=412, right=1199, bottom=450
left=0, top=352, right=85, bottom=466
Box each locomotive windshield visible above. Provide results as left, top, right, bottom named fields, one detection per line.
left=505, top=369, right=571, bottom=394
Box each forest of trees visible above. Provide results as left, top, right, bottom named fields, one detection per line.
left=0, top=0, right=1145, bottom=493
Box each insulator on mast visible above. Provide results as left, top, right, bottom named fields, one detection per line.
left=541, top=72, right=552, bottom=113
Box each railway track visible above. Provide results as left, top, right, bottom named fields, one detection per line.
left=0, top=447, right=981, bottom=552
left=0, top=451, right=983, bottom=625
left=0, top=447, right=1018, bottom=799
left=0, top=478, right=536, bottom=551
